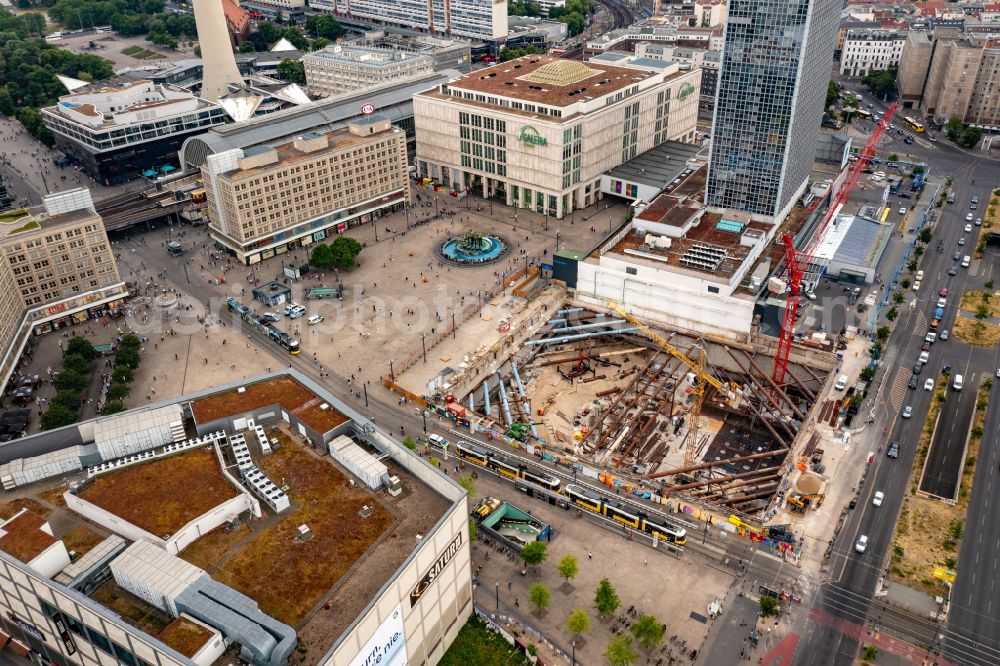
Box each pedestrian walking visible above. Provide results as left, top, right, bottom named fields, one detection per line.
left=588, top=551, right=592, bottom=559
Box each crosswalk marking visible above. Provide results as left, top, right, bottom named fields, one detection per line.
left=912, top=311, right=927, bottom=338
left=890, top=368, right=909, bottom=412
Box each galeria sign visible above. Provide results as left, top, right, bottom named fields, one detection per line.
left=519, top=125, right=548, bottom=147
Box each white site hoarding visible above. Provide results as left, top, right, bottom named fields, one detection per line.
left=350, top=603, right=407, bottom=666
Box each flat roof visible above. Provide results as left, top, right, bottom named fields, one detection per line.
left=444, top=55, right=657, bottom=107
left=76, top=448, right=239, bottom=538
left=0, top=511, right=56, bottom=563
left=607, top=140, right=703, bottom=190
left=181, top=70, right=458, bottom=168
left=192, top=376, right=349, bottom=433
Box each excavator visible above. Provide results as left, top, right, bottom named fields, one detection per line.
left=508, top=421, right=544, bottom=441
left=786, top=491, right=825, bottom=513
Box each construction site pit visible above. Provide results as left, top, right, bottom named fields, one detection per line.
left=424, top=305, right=839, bottom=520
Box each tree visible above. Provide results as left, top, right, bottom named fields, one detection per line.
left=863, top=644, right=878, bottom=661
left=239, top=40, right=256, bottom=53
left=61, top=353, right=91, bottom=376
left=892, top=291, right=905, bottom=304
left=116, top=347, right=141, bottom=370
left=521, top=541, right=548, bottom=571
left=826, top=80, right=840, bottom=109
left=499, top=45, right=545, bottom=62
left=759, top=595, right=780, bottom=618
left=631, top=614, right=665, bottom=651
left=330, top=236, right=363, bottom=269
left=310, top=243, right=334, bottom=268
left=52, top=390, right=82, bottom=410
left=959, top=126, right=982, bottom=149
left=529, top=583, right=550, bottom=614
left=976, top=304, right=989, bottom=321
left=112, top=366, right=134, bottom=384
left=862, top=68, right=896, bottom=100
left=66, top=336, right=96, bottom=360
left=106, top=383, right=130, bottom=402
left=276, top=59, right=305, bottom=85
left=876, top=326, right=890, bottom=342
left=594, top=578, right=620, bottom=617
left=918, top=227, right=933, bottom=244
left=888, top=153, right=899, bottom=162
left=985, top=279, right=995, bottom=290
left=305, top=14, right=344, bottom=40
left=120, top=334, right=141, bottom=350
left=311, top=38, right=330, bottom=51
left=557, top=553, right=579, bottom=582
left=100, top=400, right=126, bottom=416
left=604, top=634, right=638, bottom=666
left=907, top=259, right=919, bottom=273
left=508, top=0, right=542, bottom=16
left=563, top=11, right=586, bottom=36
left=56, top=369, right=87, bottom=393
left=566, top=608, right=590, bottom=643
left=885, top=307, right=898, bottom=322
left=41, top=403, right=77, bottom=430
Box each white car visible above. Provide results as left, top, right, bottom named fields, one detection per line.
left=925, top=332, right=936, bottom=344
left=872, top=491, right=884, bottom=507
left=902, top=405, right=913, bottom=419
left=287, top=307, right=306, bottom=319
left=912, top=280, right=921, bottom=292
left=919, top=350, right=929, bottom=364
left=965, top=224, right=973, bottom=233
left=855, top=535, right=869, bottom=553
left=937, top=297, right=947, bottom=308
left=966, top=213, right=974, bottom=222
left=916, top=270, right=925, bottom=281
left=307, top=314, right=325, bottom=325
left=899, top=207, right=906, bottom=215
left=924, top=378, right=935, bottom=391
left=975, top=218, right=982, bottom=226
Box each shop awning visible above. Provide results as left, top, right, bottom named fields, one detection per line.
left=142, top=170, right=157, bottom=177
left=160, top=165, right=176, bottom=173
left=8, top=638, right=29, bottom=657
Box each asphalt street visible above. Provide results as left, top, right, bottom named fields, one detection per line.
left=794, top=119, right=1000, bottom=665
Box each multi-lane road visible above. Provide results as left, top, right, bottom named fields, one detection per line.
left=795, top=122, right=1000, bottom=664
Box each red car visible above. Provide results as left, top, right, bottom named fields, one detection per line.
left=939, top=287, right=948, bottom=298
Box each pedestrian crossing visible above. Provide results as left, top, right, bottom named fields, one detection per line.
left=912, top=311, right=927, bottom=338
left=889, top=368, right=909, bottom=412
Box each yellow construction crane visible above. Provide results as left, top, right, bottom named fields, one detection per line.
left=607, top=302, right=739, bottom=468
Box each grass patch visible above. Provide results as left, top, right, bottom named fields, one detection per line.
left=0, top=497, right=52, bottom=520
left=77, top=448, right=238, bottom=538
left=179, top=522, right=250, bottom=569
left=0, top=209, right=28, bottom=223
left=91, top=582, right=170, bottom=635
left=60, top=524, right=105, bottom=557
left=8, top=220, right=39, bottom=235
left=196, top=434, right=395, bottom=627
left=157, top=618, right=213, bottom=658
left=952, top=316, right=1000, bottom=347
left=120, top=45, right=158, bottom=59
left=958, top=290, right=1000, bottom=319
left=439, top=615, right=531, bottom=666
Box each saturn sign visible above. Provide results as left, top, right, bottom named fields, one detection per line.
left=361, top=103, right=376, bottom=115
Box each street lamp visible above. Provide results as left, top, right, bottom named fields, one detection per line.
left=422, top=410, right=429, bottom=433
left=496, top=581, right=500, bottom=609
left=389, top=360, right=395, bottom=383
left=421, top=332, right=427, bottom=363
left=452, top=313, right=456, bottom=339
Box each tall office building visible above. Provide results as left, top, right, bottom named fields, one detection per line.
left=706, top=0, right=839, bottom=221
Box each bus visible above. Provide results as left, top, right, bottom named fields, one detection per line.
left=190, top=188, right=206, bottom=204
left=903, top=116, right=925, bottom=133
left=855, top=108, right=873, bottom=120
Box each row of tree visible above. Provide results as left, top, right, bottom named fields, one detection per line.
left=507, top=0, right=590, bottom=36
left=100, top=334, right=141, bottom=415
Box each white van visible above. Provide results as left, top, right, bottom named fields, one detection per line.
left=835, top=375, right=848, bottom=391
left=953, top=374, right=963, bottom=391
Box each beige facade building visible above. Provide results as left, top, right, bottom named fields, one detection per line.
left=414, top=56, right=701, bottom=218
left=0, top=188, right=126, bottom=391
left=202, top=117, right=409, bottom=264
left=898, top=32, right=1000, bottom=125
left=303, top=45, right=435, bottom=98
left=839, top=29, right=904, bottom=77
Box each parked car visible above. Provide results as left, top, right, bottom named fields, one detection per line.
left=307, top=314, right=325, bottom=325
left=912, top=280, right=921, bottom=292
left=262, top=312, right=280, bottom=322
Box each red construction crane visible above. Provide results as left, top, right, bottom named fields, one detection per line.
left=771, top=103, right=898, bottom=390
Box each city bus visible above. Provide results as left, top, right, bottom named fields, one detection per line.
left=903, top=116, right=925, bottom=133
left=855, top=108, right=873, bottom=120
